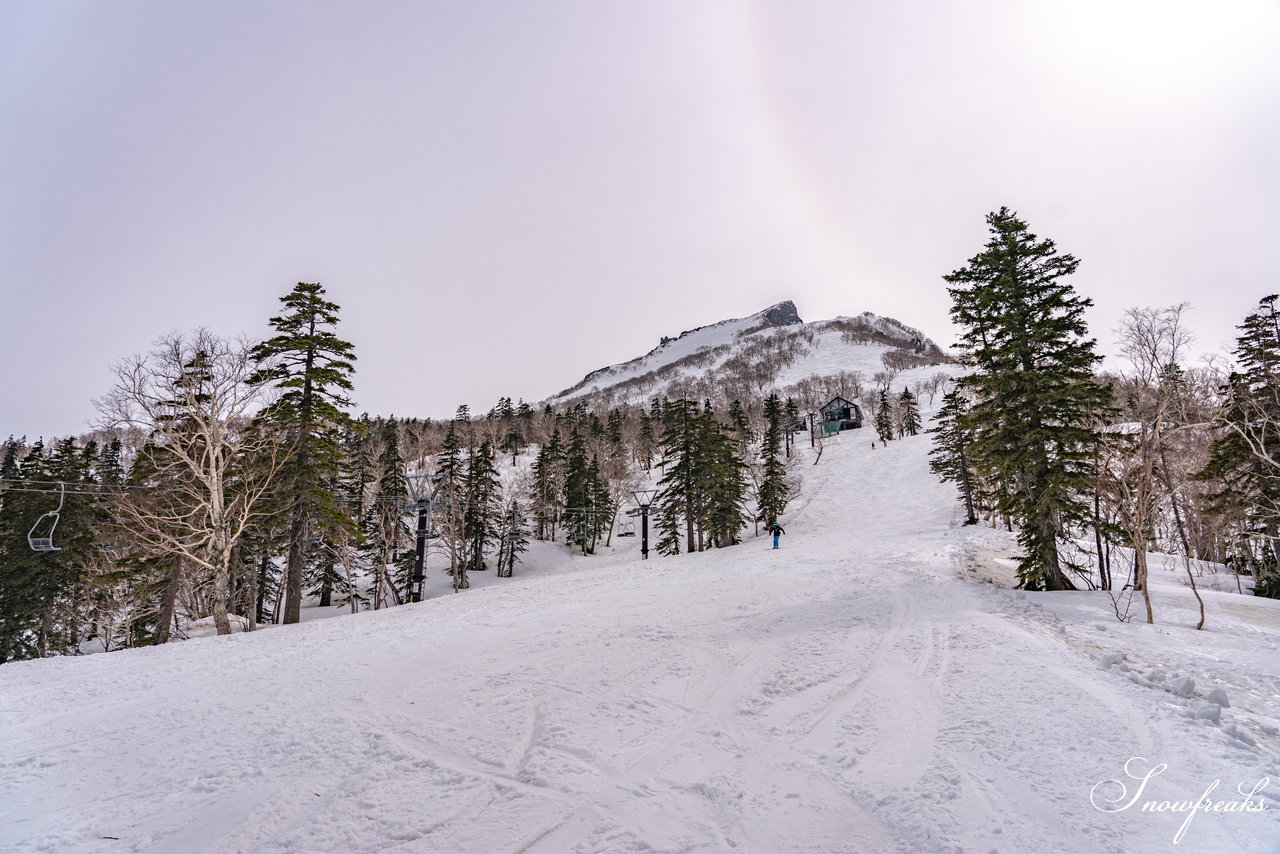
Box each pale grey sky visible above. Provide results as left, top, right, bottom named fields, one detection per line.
left=3, top=0, right=1278, bottom=439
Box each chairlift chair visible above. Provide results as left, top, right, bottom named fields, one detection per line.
left=617, top=521, right=636, bottom=537
left=28, top=483, right=65, bottom=552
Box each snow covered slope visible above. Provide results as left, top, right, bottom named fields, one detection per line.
left=3, top=428, right=1278, bottom=852
left=547, top=300, right=951, bottom=409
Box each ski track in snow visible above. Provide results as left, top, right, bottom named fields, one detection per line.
left=3, top=433, right=1280, bottom=853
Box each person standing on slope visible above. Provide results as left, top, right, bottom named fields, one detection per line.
left=770, top=522, right=785, bottom=549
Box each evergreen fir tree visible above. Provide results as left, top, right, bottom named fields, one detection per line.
left=99, top=439, right=125, bottom=485
left=637, top=414, right=656, bottom=472
left=945, top=207, right=1111, bottom=590
left=898, top=388, right=922, bottom=437
left=655, top=400, right=702, bottom=553
left=655, top=400, right=747, bottom=553
left=607, top=409, right=624, bottom=446
left=463, top=439, right=501, bottom=573
left=700, top=422, right=748, bottom=546
left=496, top=498, right=528, bottom=577
left=784, top=398, right=799, bottom=457
left=371, top=422, right=410, bottom=606
left=562, top=430, right=595, bottom=553
left=728, top=399, right=752, bottom=459
left=434, top=421, right=470, bottom=586
left=0, top=439, right=105, bottom=661
left=1201, top=295, right=1280, bottom=596
left=0, top=437, right=21, bottom=481
left=248, top=282, right=358, bottom=624
left=584, top=455, right=613, bottom=553
left=529, top=430, right=563, bottom=540
left=502, top=424, right=524, bottom=466
left=875, top=389, right=894, bottom=443
left=654, top=498, right=682, bottom=556
left=928, top=389, right=979, bottom=525
left=756, top=394, right=790, bottom=528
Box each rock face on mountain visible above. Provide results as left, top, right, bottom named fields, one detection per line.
left=546, top=300, right=951, bottom=410
left=762, top=300, right=802, bottom=327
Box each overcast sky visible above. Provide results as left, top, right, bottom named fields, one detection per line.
left=3, top=0, right=1278, bottom=439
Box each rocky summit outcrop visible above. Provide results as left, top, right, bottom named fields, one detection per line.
left=761, top=300, right=802, bottom=327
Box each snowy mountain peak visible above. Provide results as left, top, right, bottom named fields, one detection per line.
left=652, top=300, right=802, bottom=352
left=547, top=301, right=953, bottom=409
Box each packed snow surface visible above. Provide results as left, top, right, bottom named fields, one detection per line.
left=3, top=434, right=1279, bottom=853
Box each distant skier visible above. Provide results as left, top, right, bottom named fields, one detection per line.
left=770, top=523, right=785, bottom=549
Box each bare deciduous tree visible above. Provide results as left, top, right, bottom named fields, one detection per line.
left=1114, top=303, right=1203, bottom=626
left=96, top=330, right=284, bottom=636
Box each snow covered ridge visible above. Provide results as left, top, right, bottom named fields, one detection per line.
left=547, top=301, right=952, bottom=409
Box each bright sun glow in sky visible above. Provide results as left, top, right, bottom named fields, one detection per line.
left=1, top=0, right=1277, bottom=438
left=1042, top=0, right=1278, bottom=81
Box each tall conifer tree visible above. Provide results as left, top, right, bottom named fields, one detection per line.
left=929, top=389, right=979, bottom=525
left=898, top=388, right=922, bottom=437
left=249, top=282, right=357, bottom=624
left=756, top=394, right=789, bottom=528
left=1202, top=295, right=1280, bottom=595
left=945, top=208, right=1110, bottom=590
left=874, top=389, right=894, bottom=443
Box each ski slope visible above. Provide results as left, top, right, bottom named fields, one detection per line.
left=3, top=433, right=1279, bottom=853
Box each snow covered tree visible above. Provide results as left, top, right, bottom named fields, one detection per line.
left=945, top=207, right=1111, bottom=590
left=248, top=282, right=357, bottom=624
